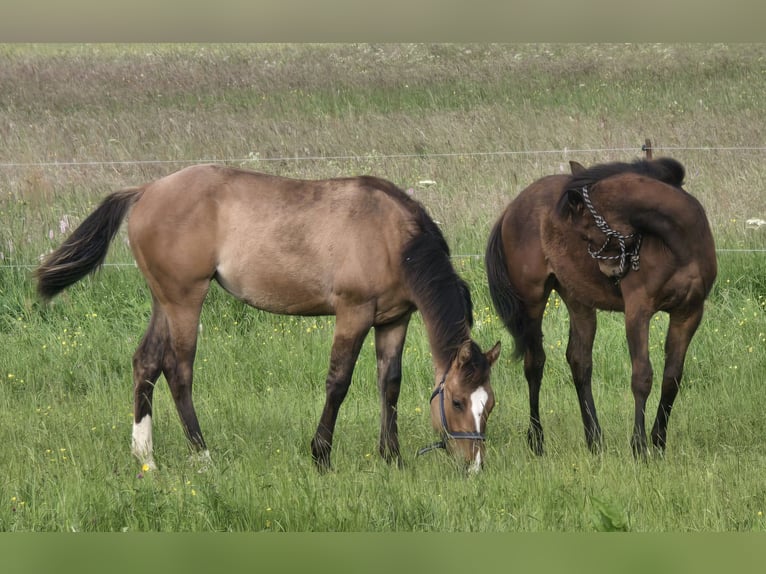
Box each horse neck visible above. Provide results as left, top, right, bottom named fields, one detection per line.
left=399, top=212, right=474, bottom=382
left=416, top=293, right=472, bottom=382
left=606, top=182, right=713, bottom=260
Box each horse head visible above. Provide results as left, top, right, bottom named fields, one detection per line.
left=428, top=339, right=501, bottom=473
left=558, top=183, right=642, bottom=280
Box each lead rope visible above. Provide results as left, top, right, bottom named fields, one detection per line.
left=580, top=186, right=642, bottom=277
left=416, top=440, right=447, bottom=456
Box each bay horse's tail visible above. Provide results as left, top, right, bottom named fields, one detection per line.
left=485, top=215, right=527, bottom=360
left=36, top=187, right=144, bottom=300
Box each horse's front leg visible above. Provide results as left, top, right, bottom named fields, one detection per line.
left=374, top=315, right=411, bottom=466
left=311, top=305, right=373, bottom=471
left=651, top=307, right=704, bottom=452
left=624, top=303, right=653, bottom=460
left=564, top=302, right=601, bottom=453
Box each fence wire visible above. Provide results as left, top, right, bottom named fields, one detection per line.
left=1, top=143, right=764, bottom=270
left=1, top=145, right=766, bottom=170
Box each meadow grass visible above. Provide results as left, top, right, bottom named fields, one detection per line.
left=0, top=43, right=764, bottom=532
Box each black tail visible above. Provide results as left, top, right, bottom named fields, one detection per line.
left=485, top=215, right=528, bottom=360
left=36, top=187, right=143, bottom=300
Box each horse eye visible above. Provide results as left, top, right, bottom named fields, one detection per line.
left=451, top=399, right=463, bottom=411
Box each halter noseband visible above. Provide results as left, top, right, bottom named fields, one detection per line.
left=580, top=186, right=642, bottom=279
left=416, top=370, right=486, bottom=457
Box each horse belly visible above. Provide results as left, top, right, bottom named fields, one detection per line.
left=550, top=263, right=625, bottom=311
left=215, top=254, right=334, bottom=316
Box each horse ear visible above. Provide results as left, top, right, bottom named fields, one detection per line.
left=485, top=341, right=501, bottom=366
left=569, top=161, right=586, bottom=175
left=556, top=188, right=586, bottom=220
left=457, top=340, right=473, bottom=367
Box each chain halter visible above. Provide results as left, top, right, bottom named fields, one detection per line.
left=580, top=186, right=642, bottom=279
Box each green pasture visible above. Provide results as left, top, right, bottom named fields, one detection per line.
left=0, top=43, right=764, bottom=531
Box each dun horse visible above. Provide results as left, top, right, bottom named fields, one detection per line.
left=485, top=157, right=716, bottom=458
left=36, top=164, right=500, bottom=472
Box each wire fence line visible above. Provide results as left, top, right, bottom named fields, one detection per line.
left=2, top=248, right=764, bottom=272
left=1, top=143, right=763, bottom=270
left=1, top=145, right=766, bottom=170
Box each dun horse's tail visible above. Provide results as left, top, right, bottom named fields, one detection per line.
left=485, top=216, right=527, bottom=360
left=36, top=187, right=144, bottom=300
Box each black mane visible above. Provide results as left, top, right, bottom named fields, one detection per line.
left=557, top=157, right=686, bottom=218
left=400, top=204, right=474, bottom=365
left=568, top=157, right=686, bottom=193
left=354, top=176, right=474, bottom=364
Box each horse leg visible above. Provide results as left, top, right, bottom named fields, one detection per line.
left=564, top=302, right=602, bottom=452
left=374, top=315, right=411, bottom=466
left=311, top=305, right=374, bottom=471
left=523, top=309, right=547, bottom=455
left=651, top=307, right=704, bottom=452
left=131, top=300, right=168, bottom=469
left=161, top=293, right=210, bottom=462
left=624, top=303, right=653, bottom=460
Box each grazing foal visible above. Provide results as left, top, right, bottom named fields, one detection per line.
left=37, top=164, right=500, bottom=471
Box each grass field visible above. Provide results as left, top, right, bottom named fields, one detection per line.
left=0, top=43, right=765, bottom=532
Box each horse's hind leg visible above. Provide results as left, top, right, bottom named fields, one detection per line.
left=311, top=304, right=374, bottom=471
left=624, top=302, right=654, bottom=459
left=160, top=288, right=211, bottom=462
left=523, top=308, right=547, bottom=456
left=131, top=301, right=169, bottom=469
left=651, top=307, right=704, bottom=453
left=374, top=314, right=411, bottom=466
left=565, top=302, right=602, bottom=453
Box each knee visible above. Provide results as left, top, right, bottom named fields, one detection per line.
left=384, top=384, right=400, bottom=405
left=326, top=378, right=351, bottom=404
left=133, top=353, right=162, bottom=380
left=631, top=365, right=654, bottom=397
left=524, top=347, right=546, bottom=378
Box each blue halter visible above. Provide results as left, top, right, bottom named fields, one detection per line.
left=416, top=371, right=486, bottom=457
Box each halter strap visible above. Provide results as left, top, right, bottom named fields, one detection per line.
left=416, top=370, right=487, bottom=457
left=431, top=372, right=487, bottom=441
left=580, top=186, right=642, bottom=278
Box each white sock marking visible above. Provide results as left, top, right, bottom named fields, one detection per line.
left=131, top=415, right=156, bottom=469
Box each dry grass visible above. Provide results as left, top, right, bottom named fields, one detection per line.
left=1, top=44, right=764, bottom=250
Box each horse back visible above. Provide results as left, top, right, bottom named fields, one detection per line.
left=592, top=174, right=718, bottom=311
left=128, top=164, right=420, bottom=317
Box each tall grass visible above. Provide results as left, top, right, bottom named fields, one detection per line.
left=1, top=43, right=764, bottom=531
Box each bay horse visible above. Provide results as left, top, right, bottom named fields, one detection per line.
left=36, top=164, right=501, bottom=472
left=485, top=157, right=716, bottom=458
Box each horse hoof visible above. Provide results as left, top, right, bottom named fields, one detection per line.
left=587, top=439, right=604, bottom=455
left=134, top=454, right=157, bottom=471
left=630, top=441, right=649, bottom=462
left=527, top=429, right=545, bottom=456
left=311, top=449, right=333, bottom=472
left=189, top=449, right=213, bottom=473
left=313, top=460, right=333, bottom=473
